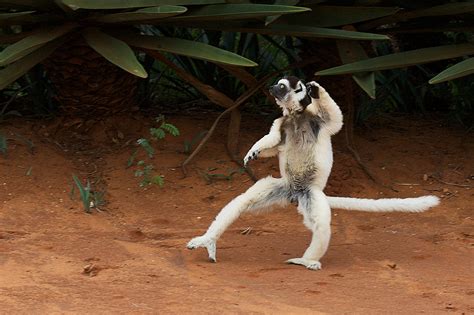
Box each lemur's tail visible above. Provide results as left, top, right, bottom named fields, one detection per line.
left=327, top=195, right=439, bottom=212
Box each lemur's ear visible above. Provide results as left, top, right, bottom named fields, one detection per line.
left=306, top=83, right=319, bottom=99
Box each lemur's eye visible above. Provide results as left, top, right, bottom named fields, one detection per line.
left=279, top=84, right=285, bottom=89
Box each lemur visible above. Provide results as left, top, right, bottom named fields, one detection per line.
left=187, top=76, right=439, bottom=270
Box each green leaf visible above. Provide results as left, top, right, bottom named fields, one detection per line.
left=150, top=127, right=166, bottom=139
left=118, top=33, right=257, bottom=67
left=0, top=13, right=63, bottom=27
left=429, top=58, right=474, bottom=84
left=94, top=5, right=187, bottom=23
left=336, top=40, right=375, bottom=99
left=151, top=175, right=164, bottom=187
left=317, top=44, right=474, bottom=76
left=161, top=123, right=180, bottom=136
left=240, top=24, right=389, bottom=41
left=0, top=23, right=76, bottom=66
left=60, top=0, right=224, bottom=10
left=264, top=0, right=300, bottom=25
left=0, top=11, right=35, bottom=20
left=72, top=175, right=91, bottom=213
left=167, top=4, right=311, bottom=21
left=405, top=1, right=474, bottom=18
left=0, top=39, right=62, bottom=90
left=359, top=2, right=474, bottom=31
left=277, top=5, right=399, bottom=28
left=0, top=133, right=7, bottom=156
left=0, top=1, right=54, bottom=9
left=126, top=149, right=138, bottom=168
left=82, top=28, right=147, bottom=78
left=137, top=138, right=154, bottom=157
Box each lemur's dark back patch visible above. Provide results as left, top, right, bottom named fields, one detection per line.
left=309, top=117, right=323, bottom=139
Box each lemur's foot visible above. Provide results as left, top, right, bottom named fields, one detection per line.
left=286, top=258, right=322, bottom=270
left=243, top=149, right=260, bottom=166
left=187, top=235, right=217, bottom=262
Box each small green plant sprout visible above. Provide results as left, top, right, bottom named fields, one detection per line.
left=14, top=133, right=35, bottom=154
left=71, top=175, right=106, bottom=213
left=0, top=133, right=7, bottom=157
left=150, top=115, right=180, bottom=141
left=72, top=175, right=91, bottom=213
left=183, top=130, right=207, bottom=155
left=134, top=160, right=165, bottom=188
left=0, top=132, right=35, bottom=158
left=129, top=116, right=179, bottom=187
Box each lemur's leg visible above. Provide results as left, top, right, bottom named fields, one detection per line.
left=244, top=117, right=283, bottom=165
left=286, top=189, right=331, bottom=270
left=187, top=176, right=289, bottom=262
left=306, top=82, right=343, bottom=136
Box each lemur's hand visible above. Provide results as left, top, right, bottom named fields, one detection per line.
left=306, top=81, right=325, bottom=98
left=243, top=148, right=260, bottom=166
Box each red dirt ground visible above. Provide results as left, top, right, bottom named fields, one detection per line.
left=0, top=114, right=472, bottom=314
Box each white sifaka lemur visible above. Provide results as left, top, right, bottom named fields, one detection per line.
left=187, top=76, right=440, bottom=270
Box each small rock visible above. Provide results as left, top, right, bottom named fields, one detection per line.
left=83, top=263, right=99, bottom=277
left=423, top=174, right=428, bottom=181
left=387, top=263, right=397, bottom=270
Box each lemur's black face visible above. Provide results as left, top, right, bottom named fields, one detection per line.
left=269, top=81, right=288, bottom=101
left=269, top=76, right=317, bottom=114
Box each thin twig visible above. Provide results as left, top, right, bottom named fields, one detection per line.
left=343, top=76, right=397, bottom=192
left=181, top=77, right=271, bottom=176
left=227, top=149, right=258, bottom=182
left=432, top=176, right=473, bottom=188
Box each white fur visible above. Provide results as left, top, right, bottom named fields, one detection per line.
left=327, top=195, right=440, bottom=212
left=187, top=80, right=440, bottom=270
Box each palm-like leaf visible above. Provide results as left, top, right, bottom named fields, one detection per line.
left=3, top=0, right=473, bottom=99
left=82, top=28, right=148, bottom=78
left=166, top=4, right=310, bottom=21
left=0, top=39, right=63, bottom=90
left=61, top=0, right=225, bottom=10
left=430, top=58, right=474, bottom=84
left=277, top=5, right=400, bottom=28
left=0, top=23, right=76, bottom=66
left=336, top=40, right=376, bottom=99
left=118, top=33, right=257, bottom=67
left=94, top=6, right=187, bottom=23
left=317, top=44, right=474, bottom=76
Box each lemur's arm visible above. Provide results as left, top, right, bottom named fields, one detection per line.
left=243, top=117, right=284, bottom=166
left=306, top=81, right=343, bottom=135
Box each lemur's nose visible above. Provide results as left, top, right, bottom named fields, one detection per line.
left=269, top=85, right=277, bottom=96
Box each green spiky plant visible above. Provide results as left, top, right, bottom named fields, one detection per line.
left=0, top=1, right=307, bottom=115
left=0, top=132, right=7, bottom=157
left=0, top=0, right=394, bottom=116
left=311, top=1, right=474, bottom=96
left=72, top=174, right=106, bottom=213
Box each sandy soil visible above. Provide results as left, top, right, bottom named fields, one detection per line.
left=0, top=113, right=472, bottom=314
